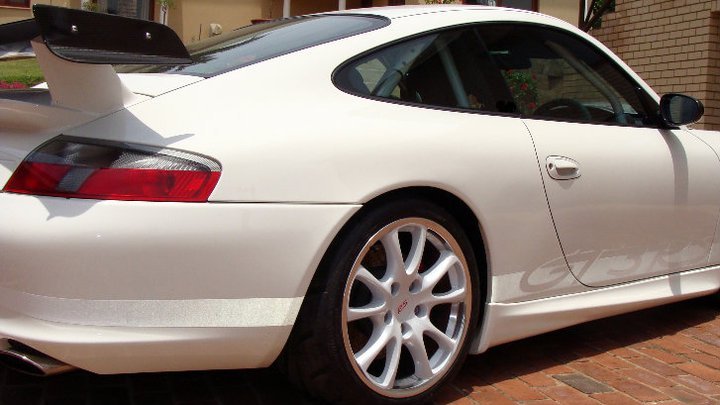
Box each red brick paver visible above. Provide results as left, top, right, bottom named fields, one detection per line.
left=439, top=297, right=720, bottom=405
left=0, top=297, right=717, bottom=404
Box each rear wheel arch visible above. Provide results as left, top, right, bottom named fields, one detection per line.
left=313, top=187, right=488, bottom=299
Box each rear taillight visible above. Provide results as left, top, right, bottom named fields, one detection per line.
left=3, top=136, right=221, bottom=202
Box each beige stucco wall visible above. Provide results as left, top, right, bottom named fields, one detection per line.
left=163, top=0, right=270, bottom=43
left=171, top=0, right=401, bottom=43
left=0, top=6, right=29, bottom=24
left=269, top=0, right=365, bottom=19
left=0, top=0, right=582, bottom=45
left=539, top=0, right=580, bottom=26
left=269, top=0, right=400, bottom=19
left=0, top=0, right=79, bottom=24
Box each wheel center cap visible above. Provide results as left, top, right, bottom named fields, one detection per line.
left=396, top=298, right=409, bottom=316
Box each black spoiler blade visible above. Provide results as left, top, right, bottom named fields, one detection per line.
left=0, top=5, right=191, bottom=65
left=0, top=18, right=39, bottom=45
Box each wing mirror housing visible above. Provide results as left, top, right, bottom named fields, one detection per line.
left=660, top=93, right=704, bottom=127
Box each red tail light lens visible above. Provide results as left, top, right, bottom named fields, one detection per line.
left=4, top=136, right=221, bottom=202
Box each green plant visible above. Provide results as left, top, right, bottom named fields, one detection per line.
left=502, top=70, right=538, bottom=114
left=158, top=0, right=175, bottom=25
left=581, top=0, right=615, bottom=31
left=0, top=58, right=44, bottom=88
left=81, top=1, right=98, bottom=12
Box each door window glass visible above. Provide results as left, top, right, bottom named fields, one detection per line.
left=477, top=24, right=657, bottom=127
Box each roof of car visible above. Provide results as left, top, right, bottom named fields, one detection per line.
left=332, top=5, right=573, bottom=31
left=336, top=5, right=537, bottom=19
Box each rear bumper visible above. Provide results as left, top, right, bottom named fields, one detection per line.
left=0, top=305, right=293, bottom=373
left=0, top=193, right=359, bottom=372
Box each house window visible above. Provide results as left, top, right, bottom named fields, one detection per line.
left=463, top=0, right=538, bottom=11
left=95, top=0, right=153, bottom=20
left=496, top=0, right=537, bottom=11
left=0, top=0, right=30, bottom=8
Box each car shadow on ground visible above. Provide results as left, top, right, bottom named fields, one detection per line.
left=0, top=297, right=715, bottom=405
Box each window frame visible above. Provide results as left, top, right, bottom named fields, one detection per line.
left=0, top=0, right=30, bottom=8
left=93, top=0, right=154, bottom=20
left=462, top=0, right=538, bottom=11
left=333, top=21, right=660, bottom=129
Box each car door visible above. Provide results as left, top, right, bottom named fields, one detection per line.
left=477, top=24, right=720, bottom=287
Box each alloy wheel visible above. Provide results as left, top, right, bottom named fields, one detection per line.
left=341, top=218, right=472, bottom=398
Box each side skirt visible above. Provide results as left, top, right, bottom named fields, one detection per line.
left=470, top=265, right=720, bottom=354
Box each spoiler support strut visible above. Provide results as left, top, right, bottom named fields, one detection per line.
left=0, top=5, right=191, bottom=115
left=0, top=4, right=191, bottom=65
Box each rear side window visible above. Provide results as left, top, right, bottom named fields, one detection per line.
left=335, top=28, right=507, bottom=113
left=116, top=15, right=388, bottom=77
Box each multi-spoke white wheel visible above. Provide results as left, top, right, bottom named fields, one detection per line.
left=342, top=218, right=472, bottom=397
left=285, top=200, right=479, bottom=404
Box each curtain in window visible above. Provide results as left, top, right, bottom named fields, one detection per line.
left=0, top=0, right=30, bottom=7
left=96, top=0, right=150, bottom=20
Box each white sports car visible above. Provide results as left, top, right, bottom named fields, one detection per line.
left=0, top=4, right=714, bottom=404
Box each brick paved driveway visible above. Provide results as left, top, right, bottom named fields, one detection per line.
left=0, top=297, right=718, bottom=404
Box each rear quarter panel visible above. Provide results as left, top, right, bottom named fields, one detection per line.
left=67, top=11, right=589, bottom=304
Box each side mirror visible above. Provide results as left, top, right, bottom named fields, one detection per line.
left=660, top=93, right=704, bottom=127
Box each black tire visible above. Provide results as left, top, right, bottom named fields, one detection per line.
left=285, top=199, right=481, bottom=405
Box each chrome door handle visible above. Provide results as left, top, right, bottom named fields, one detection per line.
left=546, top=156, right=581, bottom=180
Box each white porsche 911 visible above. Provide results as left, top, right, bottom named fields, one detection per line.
left=0, top=3, right=714, bottom=404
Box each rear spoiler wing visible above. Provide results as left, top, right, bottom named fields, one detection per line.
left=0, top=4, right=191, bottom=64
left=0, top=5, right=192, bottom=116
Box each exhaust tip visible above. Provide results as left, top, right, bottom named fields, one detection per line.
left=0, top=340, right=75, bottom=376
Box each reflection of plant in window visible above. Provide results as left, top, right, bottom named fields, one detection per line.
left=502, top=70, right=538, bottom=114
